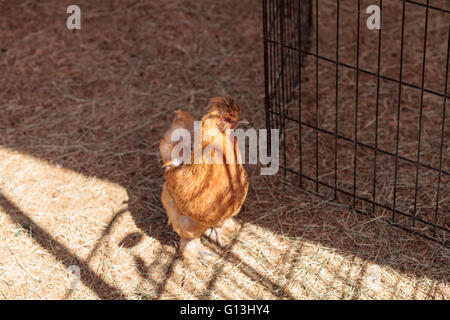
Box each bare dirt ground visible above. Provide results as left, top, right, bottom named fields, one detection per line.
left=0, top=0, right=448, bottom=299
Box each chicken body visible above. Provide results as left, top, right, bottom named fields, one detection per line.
left=160, top=97, right=248, bottom=263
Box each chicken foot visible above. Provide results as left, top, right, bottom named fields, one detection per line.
left=180, top=238, right=217, bottom=266
left=206, top=218, right=240, bottom=247
left=206, top=227, right=222, bottom=246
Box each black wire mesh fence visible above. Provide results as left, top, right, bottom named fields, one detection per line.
left=263, top=0, right=449, bottom=246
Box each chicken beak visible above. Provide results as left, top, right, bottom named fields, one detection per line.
left=239, top=117, right=249, bottom=125
left=234, top=117, right=249, bottom=126
left=230, top=117, right=249, bottom=129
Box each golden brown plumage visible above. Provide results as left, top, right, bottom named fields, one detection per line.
left=160, top=96, right=249, bottom=264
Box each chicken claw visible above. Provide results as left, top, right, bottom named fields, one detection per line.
left=180, top=238, right=217, bottom=266
left=206, top=227, right=222, bottom=247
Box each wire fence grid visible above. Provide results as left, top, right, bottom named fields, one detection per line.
left=263, top=0, right=449, bottom=246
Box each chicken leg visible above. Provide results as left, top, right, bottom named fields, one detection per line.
left=180, top=238, right=217, bottom=266
left=206, top=218, right=240, bottom=247
left=206, top=227, right=221, bottom=246
left=162, top=183, right=217, bottom=264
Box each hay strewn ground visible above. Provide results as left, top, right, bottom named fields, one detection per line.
left=0, top=0, right=448, bottom=299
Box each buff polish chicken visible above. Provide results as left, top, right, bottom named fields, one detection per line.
left=160, top=96, right=249, bottom=264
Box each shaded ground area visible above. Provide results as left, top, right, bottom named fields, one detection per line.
left=0, top=0, right=448, bottom=299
